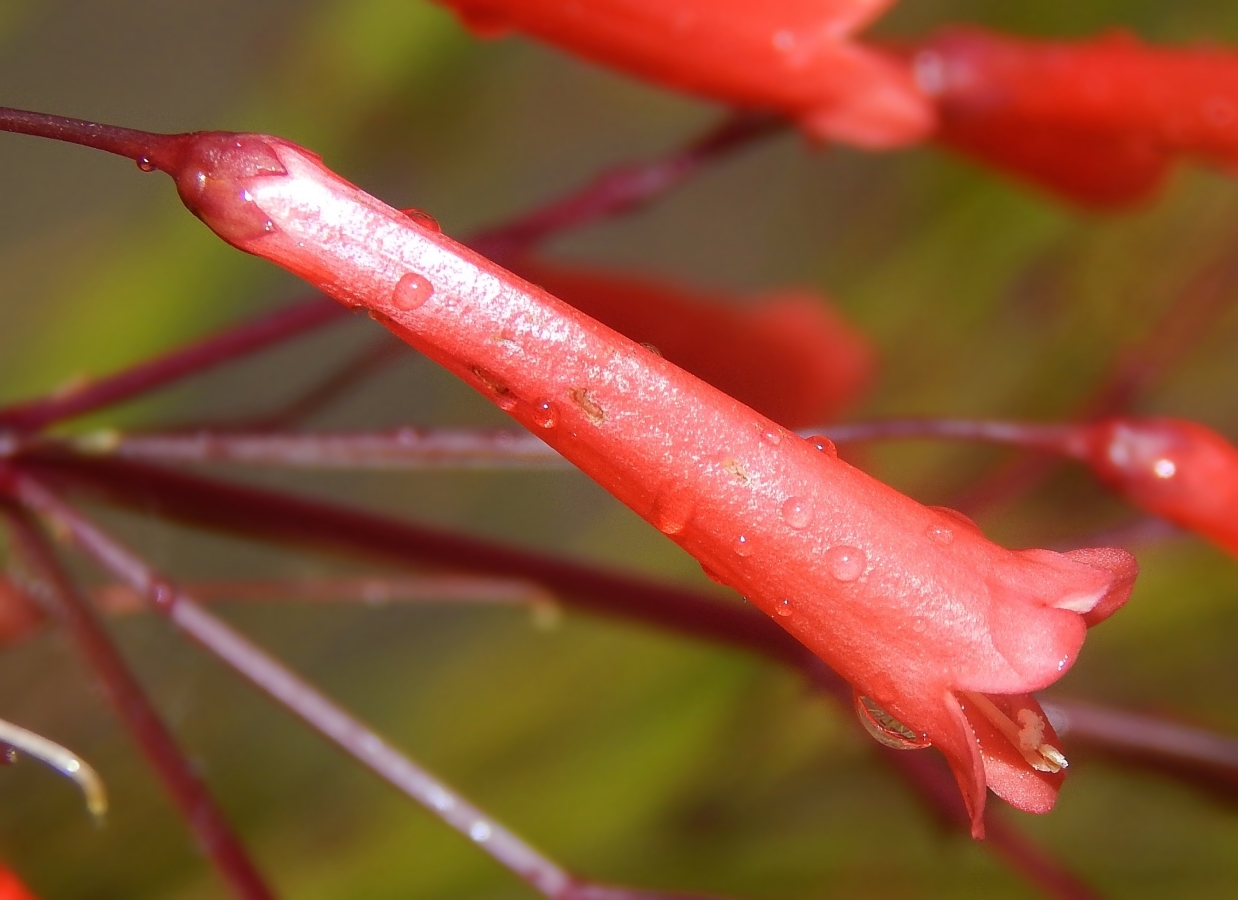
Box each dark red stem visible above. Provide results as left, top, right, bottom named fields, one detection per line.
left=16, top=449, right=1107, bottom=897
left=0, top=496, right=274, bottom=900
left=17, top=449, right=808, bottom=666
left=0, top=297, right=344, bottom=433
left=0, top=106, right=182, bottom=168
left=469, top=112, right=783, bottom=260
left=10, top=473, right=713, bottom=900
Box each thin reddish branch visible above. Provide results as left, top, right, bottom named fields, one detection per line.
left=469, top=112, right=783, bottom=261
left=17, top=447, right=1113, bottom=896
left=7, top=471, right=731, bottom=900
left=0, top=498, right=275, bottom=900
left=59, top=427, right=564, bottom=469
left=0, top=297, right=345, bottom=434
left=18, top=449, right=808, bottom=666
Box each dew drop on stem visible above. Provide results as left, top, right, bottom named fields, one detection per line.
left=808, top=435, right=838, bottom=458
left=781, top=495, right=814, bottom=529
left=391, top=272, right=435, bottom=310
left=531, top=399, right=559, bottom=429
left=399, top=207, right=442, bottom=232
left=825, top=545, right=865, bottom=582
left=650, top=489, right=693, bottom=535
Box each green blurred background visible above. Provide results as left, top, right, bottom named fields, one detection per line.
left=1, top=1, right=1238, bottom=896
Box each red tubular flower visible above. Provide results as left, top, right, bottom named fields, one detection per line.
left=506, top=258, right=874, bottom=428
left=148, top=128, right=1138, bottom=838
left=433, top=0, right=934, bottom=148
left=913, top=27, right=1238, bottom=205
left=1081, top=417, right=1238, bottom=556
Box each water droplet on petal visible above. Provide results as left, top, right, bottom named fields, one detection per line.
left=825, top=545, right=866, bottom=582
left=399, top=207, right=442, bottom=232
left=531, top=399, right=559, bottom=429
left=929, top=506, right=982, bottom=533
left=854, top=693, right=931, bottom=750
left=927, top=523, right=954, bottom=545
left=650, top=490, right=693, bottom=535
left=733, top=534, right=754, bottom=557
left=807, top=435, right=838, bottom=458
left=136, top=156, right=156, bottom=173
left=912, top=617, right=927, bottom=634
left=392, top=272, right=435, bottom=310
left=700, top=564, right=729, bottom=586
left=781, top=496, right=814, bottom=529
left=762, top=429, right=782, bottom=446
left=775, top=598, right=793, bottom=618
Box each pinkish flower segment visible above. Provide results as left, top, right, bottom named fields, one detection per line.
left=1082, top=417, right=1238, bottom=557
left=913, top=27, right=1238, bottom=205
left=432, top=0, right=935, bottom=148
left=160, top=127, right=1138, bottom=837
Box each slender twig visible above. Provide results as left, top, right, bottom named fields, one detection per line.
left=812, top=418, right=1085, bottom=455
left=469, top=112, right=784, bottom=261
left=19, top=450, right=806, bottom=665
left=0, top=296, right=345, bottom=433
left=22, top=449, right=1112, bottom=898
left=7, top=471, right=725, bottom=900
left=1044, top=698, right=1238, bottom=775
left=0, top=498, right=274, bottom=900
left=92, top=574, right=556, bottom=614
left=224, top=336, right=407, bottom=431
left=62, top=427, right=565, bottom=469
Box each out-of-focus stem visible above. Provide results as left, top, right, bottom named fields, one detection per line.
left=93, top=574, right=555, bottom=614
left=469, top=112, right=783, bottom=261
left=0, top=500, right=274, bottom=900
left=0, top=297, right=345, bottom=433
left=64, top=427, right=565, bottom=469
left=1044, top=698, right=1238, bottom=773
left=814, top=418, right=1086, bottom=455
left=7, top=472, right=724, bottom=900
left=21, top=451, right=807, bottom=666
left=52, top=418, right=1091, bottom=472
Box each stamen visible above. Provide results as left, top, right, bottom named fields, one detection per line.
left=961, top=692, right=1068, bottom=774
left=0, top=716, right=107, bottom=818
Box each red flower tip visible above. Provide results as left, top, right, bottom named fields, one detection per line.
left=914, top=26, right=1238, bottom=206
left=1084, top=417, right=1238, bottom=556
left=434, top=0, right=935, bottom=148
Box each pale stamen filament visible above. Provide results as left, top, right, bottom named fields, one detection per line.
left=0, top=716, right=108, bottom=818
left=961, top=691, right=1069, bottom=774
